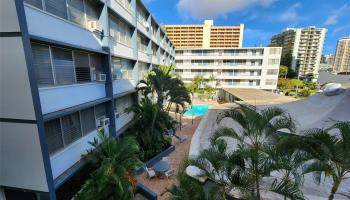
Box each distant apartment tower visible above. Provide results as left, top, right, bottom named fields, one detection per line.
left=174, top=47, right=282, bottom=90
left=0, top=0, right=174, bottom=199
left=333, top=37, right=350, bottom=74
left=270, top=27, right=327, bottom=79
left=319, top=54, right=335, bottom=72
left=164, top=20, right=244, bottom=49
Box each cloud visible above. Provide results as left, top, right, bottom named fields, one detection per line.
left=324, top=4, right=350, bottom=26
left=177, top=0, right=277, bottom=20
left=332, top=25, right=350, bottom=35
left=278, top=3, right=301, bottom=22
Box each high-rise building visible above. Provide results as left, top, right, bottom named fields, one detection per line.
left=174, top=47, right=282, bottom=90
left=164, top=20, right=244, bottom=49
left=270, top=27, right=327, bottom=79
left=319, top=54, right=335, bottom=72
left=333, top=37, right=350, bottom=74
left=0, top=0, right=174, bottom=199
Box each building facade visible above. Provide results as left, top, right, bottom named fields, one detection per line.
left=319, top=54, right=335, bottom=72
left=270, top=27, right=327, bottom=79
left=333, top=37, right=350, bottom=74
left=164, top=20, right=244, bottom=49
left=0, top=0, right=174, bottom=199
left=174, top=47, right=282, bottom=90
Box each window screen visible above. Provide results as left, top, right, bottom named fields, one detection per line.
left=44, top=119, right=64, bottom=154
left=61, top=112, right=82, bottom=145
left=31, top=43, right=55, bottom=87
left=52, top=47, right=76, bottom=85
left=80, top=107, right=96, bottom=135
left=68, top=0, right=85, bottom=26
left=24, top=0, right=43, bottom=9
left=44, top=0, right=68, bottom=19
left=95, top=103, right=106, bottom=119
left=74, top=51, right=91, bottom=83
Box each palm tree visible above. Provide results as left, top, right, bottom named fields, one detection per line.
left=75, top=130, right=142, bottom=200
left=127, top=97, right=175, bottom=160
left=298, top=121, right=350, bottom=200
left=188, top=139, right=253, bottom=199
left=138, top=66, right=191, bottom=112
left=165, top=161, right=222, bottom=200
left=266, top=143, right=308, bottom=200
left=212, top=104, right=296, bottom=199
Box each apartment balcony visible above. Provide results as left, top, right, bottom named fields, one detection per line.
left=24, top=5, right=103, bottom=52
left=115, top=112, right=134, bottom=132
left=110, top=42, right=136, bottom=60
left=137, top=21, right=149, bottom=37
left=138, top=51, right=151, bottom=63
left=108, top=0, right=135, bottom=26
left=39, top=83, right=107, bottom=114
left=112, top=79, right=137, bottom=96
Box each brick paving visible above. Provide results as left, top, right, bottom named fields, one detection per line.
left=136, top=108, right=204, bottom=200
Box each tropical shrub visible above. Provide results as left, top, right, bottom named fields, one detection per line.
left=75, top=129, right=142, bottom=200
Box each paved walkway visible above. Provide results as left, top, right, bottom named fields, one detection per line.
left=137, top=113, right=202, bottom=200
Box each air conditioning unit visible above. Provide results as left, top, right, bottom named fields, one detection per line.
left=96, top=117, right=110, bottom=128
left=96, top=73, right=106, bottom=82
left=115, top=112, right=120, bottom=119
left=144, top=22, right=150, bottom=28
left=87, top=20, right=102, bottom=32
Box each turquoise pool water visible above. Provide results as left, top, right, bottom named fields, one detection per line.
left=184, top=104, right=209, bottom=116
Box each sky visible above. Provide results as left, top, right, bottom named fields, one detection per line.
left=143, top=0, right=350, bottom=54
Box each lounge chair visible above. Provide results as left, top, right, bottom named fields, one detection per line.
left=165, top=169, right=175, bottom=179
left=145, top=167, right=156, bottom=179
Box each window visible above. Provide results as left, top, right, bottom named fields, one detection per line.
left=44, top=119, right=64, bottom=154
left=44, top=104, right=107, bottom=155
left=90, top=53, right=103, bottom=74
left=110, top=16, right=132, bottom=46
left=137, top=33, right=148, bottom=53
left=266, top=79, right=277, bottom=85
left=24, top=0, right=43, bottom=9
left=45, top=0, right=68, bottom=19
left=85, top=0, right=100, bottom=25
left=95, top=103, right=106, bottom=119
left=268, top=59, right=280, bottom=65
left=51, top=47, right=76, bottom=85
left=61, top=112, right=82, bottom=145
left=80, top=107, right=96, bottom=135
left=112, top=57, right=133, bottom=80
left=269, top=48, right=281, bottom=55
left=267, top=69, right=279, bottom=75
left=138, top=62, right=148, bottom=80
left=136, top=5, right=148, bottom=25
left=115, top=95, right=134, bottom=116
left=31, top=43, right=54, bottom=87
left=68, top=0, right=85, bottom=26
left=31, top=42, right=103, bottom=87
left=74, top=52, right=91, bottom=83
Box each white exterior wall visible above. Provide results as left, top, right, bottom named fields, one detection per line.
left=175, top=47, right=281, bottom=90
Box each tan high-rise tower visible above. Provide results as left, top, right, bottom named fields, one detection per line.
left=333, top=37, right=350, bottom=74
left=164, top=20, right=244, bottom=49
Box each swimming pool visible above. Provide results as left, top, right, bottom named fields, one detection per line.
left=184, top=104, right=209, bottom=116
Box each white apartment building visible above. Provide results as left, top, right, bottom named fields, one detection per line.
left=174, top=47, right=282, bottom=90
left=333, top=37, right=350, bottom=74
left=271, top=27, right=327, bottom=79
left=0, top=0, right=174, bottom=199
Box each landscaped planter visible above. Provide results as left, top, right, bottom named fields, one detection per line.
left=136, top=144, right=175, bottom=174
